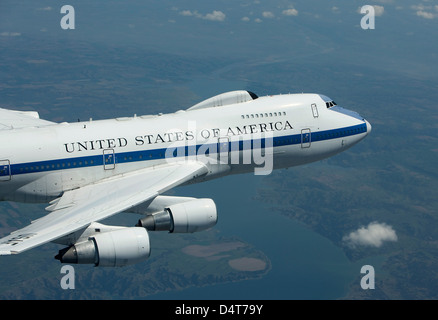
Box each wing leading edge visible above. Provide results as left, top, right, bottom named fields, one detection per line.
left=0, top=161, right=208, bottom=255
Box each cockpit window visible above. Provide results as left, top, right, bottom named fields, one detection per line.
left=326, top=101, right=337, bottom=108
left=247, top=91, right=259, bottom=100
left=319, top=94, right=337, bottom=109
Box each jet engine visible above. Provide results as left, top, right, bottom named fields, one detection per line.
left=55, top=227, right=150, bottom=267
left=136, top=198, right=217, bottom=233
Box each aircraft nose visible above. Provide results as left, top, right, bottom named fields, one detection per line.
left=365, top=119, right=372, bottom=135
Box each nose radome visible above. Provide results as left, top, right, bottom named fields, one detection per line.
left=365, top=120, right=372, bottom=135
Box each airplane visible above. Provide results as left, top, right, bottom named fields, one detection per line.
left=0, top=90, right=371, bottom=267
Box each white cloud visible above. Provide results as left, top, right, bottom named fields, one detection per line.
left=411, top=4, right=436, bottom=19
left=254, top=18, right=262, bottom=23
left=204, top=10, right=226, bottom=21
left=262, top=11, right=275, bottom=19
left=0, top=32, right=21, bottom=37
left=343, top=222, right=398, bottom=248
left=282, top=8, right=298, bottom=16
left=373, top=0, right=393, bottom=3
left=357, top=5, right=385, bottom=17
left=374, top=5, right=385, bottom=16
left=358, top=5, right=384, bottom=16
left=179, top=10, right=194, bottom=16
left=411, top=4, right=425, bottom=11
left=179, top=10, right=226, bottom=22
left=416, top=10, right=435, bottom=19
left=241, top=16, right=250, bottom=22
left=37, top=6, right=52, bottom=11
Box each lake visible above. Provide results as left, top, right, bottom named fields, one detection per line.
left=148, top=172, right=366, bottom=300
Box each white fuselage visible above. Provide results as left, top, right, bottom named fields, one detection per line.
left=0, top=93, right=371, bottom=203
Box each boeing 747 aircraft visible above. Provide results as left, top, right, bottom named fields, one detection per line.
left=0, top=91, right=371, bottom=267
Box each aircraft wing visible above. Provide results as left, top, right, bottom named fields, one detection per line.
left=0, top=161, right=208, bottom=255
left=0, top=108, right=54, bottom=130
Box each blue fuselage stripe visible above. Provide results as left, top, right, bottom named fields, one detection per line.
left=4, top=123, right=367, bottom=177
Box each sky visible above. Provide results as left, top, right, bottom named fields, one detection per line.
left=1, top=1, right=436, bottom=87
left=2, top=1, right=438, bottom=60
left=2, top=0, right=437, bottom=108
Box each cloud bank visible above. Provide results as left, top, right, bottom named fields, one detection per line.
left=0, top=32, right=21, bottom=37
left=373, top=5, right=385, bottom=17
left=411, top=4, right=438, bottom=19
left=358, top=5, right=385, bottom=17
left=179, top=10, right=226, bottom=22
left=262, top=11, right=275, bottom=19
left=343, top=221, right=398, bottom=248
left=282, top=8, right=298, bottom=16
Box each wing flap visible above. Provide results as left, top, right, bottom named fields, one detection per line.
left=0, top=161, right=207, bottom=255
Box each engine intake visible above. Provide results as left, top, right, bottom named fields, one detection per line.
left=55, top=227, right=150, bottom=267
left=137, top=198, right=217, bottom=233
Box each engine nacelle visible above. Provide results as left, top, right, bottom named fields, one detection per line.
left=55, top=227, right=150, bottom=267
left=137, top=198, right=217, bottom=233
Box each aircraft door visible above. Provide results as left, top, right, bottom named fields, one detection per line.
left=218, top=137, right=229, bottom=164
left=301, top=129, right=311, bottom=148
left=0, top=160, right=11, bottom=181
left=311, top=103, right=319, bottom=118
left=103, top=149, right=115, bottom=170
